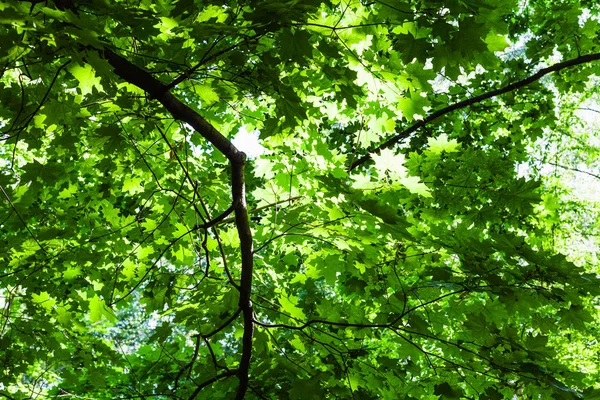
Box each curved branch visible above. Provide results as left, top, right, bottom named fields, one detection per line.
left=349, top=52, right=600, bottom=170
left=201, top=308, right=242, bottom=339
left=0, top=184, right=46, bottom=253
left=188, top=370, right=238, bottom=400
left=100, top=48, right=255, bottom=398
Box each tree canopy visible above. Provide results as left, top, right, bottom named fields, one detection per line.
left=1, top=0, right=600, bottom=398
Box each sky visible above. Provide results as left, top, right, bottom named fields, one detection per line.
left=232, top=127, right=265, bottom=158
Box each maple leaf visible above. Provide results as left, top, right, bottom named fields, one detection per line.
left=427, top=133, right=461, bottom=154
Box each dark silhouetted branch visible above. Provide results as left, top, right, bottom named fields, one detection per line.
left=349, top=52, right=600, bottom=170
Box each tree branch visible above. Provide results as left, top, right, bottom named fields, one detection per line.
left=349, top=52, right=600, bottom=170
left=231, top=154, right=255, bottom=400
left=200, top=308, right=242, bottom=339
left=100, top=47, right=255, bottom=399
left=188, top=370, right=238, bottom=400
left=0, top=184, right=46, bottom=254
left=218, top=195, right=305, bottom=226
left=102, top=49, right=240, bottom=158
left=544, top=160, right=600, bottom=180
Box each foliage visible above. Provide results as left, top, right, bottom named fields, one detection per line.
left=1, top=0, right=600, bottom=399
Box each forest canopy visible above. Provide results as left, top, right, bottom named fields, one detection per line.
left=1, top=0, right=600, bottom=399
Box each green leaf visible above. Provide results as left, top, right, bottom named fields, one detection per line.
left=398, top=90, right=430, bottom=121
left=68, top=62, right=104, bottom=96
left=485, top=32, right=509, bottom=52
left=88, top=295, right=117, bottom=323
left=400, top=175, right=432, bottom=197
left=372, top=148, right=407, bottom=175
left=32, top=292, right=56, bottom=313
left=280, top=30, right=314, bottom=65
left=278, top=290, right=306, bottom=320
left=426, top=133, right=461, bottom=154
left=194, top=84, right=219, bottom=106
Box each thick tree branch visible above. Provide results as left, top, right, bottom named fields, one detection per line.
left=101, top=48, right=255, bottom=399
left=349, top=52, right=600, bottom=170
left=231, top=154, right=255, bottom=400
left=102, top=49, right=240, bottom=158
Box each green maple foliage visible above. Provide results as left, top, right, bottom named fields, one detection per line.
left=1, top=0, right=600, bottom=399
